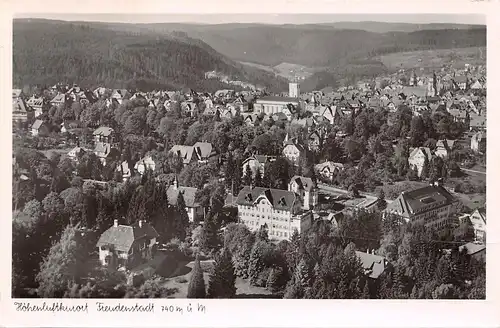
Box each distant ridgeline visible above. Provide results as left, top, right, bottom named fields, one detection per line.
left=12, top=19, right=288, bottom=93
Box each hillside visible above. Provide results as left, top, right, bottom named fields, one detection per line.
left=12, top=20, right=288, bottom=92
left=135, top=23, right=486, bottom=68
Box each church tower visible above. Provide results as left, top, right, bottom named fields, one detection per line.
left=289, top=77, right=300, bottom=98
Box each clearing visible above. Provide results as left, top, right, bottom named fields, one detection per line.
left=379, top=47, right=486, bottom=70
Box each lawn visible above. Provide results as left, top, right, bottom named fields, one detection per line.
left=157, top=256, right=274, bottom=298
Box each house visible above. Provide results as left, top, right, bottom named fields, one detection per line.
left=235, top=186, right=313, bottom=241
left=94, top=142, right=119, bottom=166
left=318, top=105, right=341, bottom=125
left=242, top=155, right=276, bottom=178
left=288, top=176, right=319, bottom=210
left=134, top=156, right=156, bottom=175
left=458, top=242, right=486, bottom=262
left=468, top=112, right=486, bottom=131
left=469, top=207, right=486, bottom=243
left=408, top=147, right=433, bottom=177
left=193, top=142, right=216, bottom=163
left=93, top=126, right=116, bottom=145
left=60, top=120, right=81, bottom=134
left=30, top=119, right=49, bottom=136
left=50, top=93, right=67, bottom=107
left=283, top=134, right=306, bottom=165
left=111, top=89, right=128, bottom=103
left=314, top=161, right=344, bottom=181
left=116, top=161, right=132, bottom=182
left=471, top=132, right=486, bottom=153
left=470, top=80, right=483, bottom=90
left=96, top=219, right=159, bottom=269
left=166, top=177, right=204, bottom=222
left=242, top=113, right=261, bottom=126
left=169, top=142, right=216, bottom=166
left=384, top=182, right=459, bottom=234
left=308, top=131, right=321, bottom=151
left=453, top=76, right=468, bottom=90
left=27, top=96, right=48, bottom=117
left=435, top=139, right=456, bottom=158
left=356, top=251, right=392, bottom=280
left=12, top=97, right=30, bottom=123
left=67, top=146, right=86, bottom=162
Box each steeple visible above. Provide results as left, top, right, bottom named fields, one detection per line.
left=173, top=175, right=179, bottom=190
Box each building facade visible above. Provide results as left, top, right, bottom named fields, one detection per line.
left=96, top=219, right=159, bottom=269
left=236, top=185, right=313, bottom=241
left=254, top=96, right=299, bottom=119
left=384, top=183, right=459, bottom=233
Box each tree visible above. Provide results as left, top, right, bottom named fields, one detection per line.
left=36, top=224, right=89, bottom=297
left=348, top=184, right=360, bottom=198
left=361, top=279, right=371, bottom=299
left=266, top=267, right=284, bottom=293
left=174, top=192, right=190, bottom=240
left=243, top=165, right=253, bottom=186
left=376, top=189, right=387, bottom=211
left=254, top=167, right=263, bottom=187
left=432, top=283, right=458, bottom=299
left=409, top=116, right=426, bottom=147
left=293, top=258, right=311, bottom=290
left=248, top=241, right=269, bottom=286
left=257, top=224, right=269, bottom=242
left=187, top=255, right=206, bottom=298
left=207, top=248, right=237, bottom=298
left=199, top=214, right=220, bottom=255
left=223, top=223, right=255, bottom=278
left=420, top=156, right=430, bottom=180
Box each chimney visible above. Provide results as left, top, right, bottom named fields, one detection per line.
left=372, top=249, right=375, bottom=254
left=114, top=219, right=118, bottom=227
left=173, top=176, right=179, bottom=190
left=139, top=220, right=143, bottom=228
left=366, top=249, right=370, bottom=254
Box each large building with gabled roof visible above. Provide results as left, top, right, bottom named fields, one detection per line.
left=235, top=176, right=315, bottom=241
left=384, top=182, right=459, bottom=233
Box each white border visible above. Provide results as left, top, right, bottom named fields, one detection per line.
left=0, top=1, right=499, bottom=328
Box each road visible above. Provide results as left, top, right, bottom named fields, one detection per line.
left=317, top=183, right=377, bottom=200
left=461, top=168, right=486, bottom=175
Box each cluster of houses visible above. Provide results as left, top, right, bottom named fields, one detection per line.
left=14, top=63, right=486, bottom=278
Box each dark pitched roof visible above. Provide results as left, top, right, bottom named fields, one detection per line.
left=236, top=186, right=297, bottom=211
left=458, top=242, right=485, bottom=255
left=170, top=145, right=195, bottom=164
left=96, top=221, right=159, bottom=252
left=193, top=142, right=215, bottom=160
left=166, top=185, right=199, bottom=208
left=386, top=184, right=456, bottom=218
left=257, top=96, right=300, bottom=103
left=356, top=251, right=390, bottom=279
left=31, top=119, right=44, bottom=130
left=93, top=126, right=114, bottom=137
left=289, top=176, right=316, bottom=192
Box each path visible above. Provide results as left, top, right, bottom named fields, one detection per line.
left=461, top=168, right=486, bottom=175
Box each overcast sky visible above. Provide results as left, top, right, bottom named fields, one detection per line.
left=15, top=13, right=486, bottom=25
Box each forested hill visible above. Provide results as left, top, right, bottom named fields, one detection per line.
left=13, top=20, right=288, bottom=92
left=148, top=24, right=486, bottom=67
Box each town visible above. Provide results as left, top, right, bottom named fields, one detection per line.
left=12, top=57, right=486, bottom=299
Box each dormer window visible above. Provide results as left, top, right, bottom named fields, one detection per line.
left=245, top=193, right=253, bottom=202
left=278, top=197, right=286, bottom=206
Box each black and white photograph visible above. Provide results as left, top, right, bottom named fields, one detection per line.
left=11, top=12, right=487, bottom=301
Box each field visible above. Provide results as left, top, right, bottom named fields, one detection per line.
left=240, top=61, right=316, bottom=81
left=379, top=47, right=486, bottom=70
